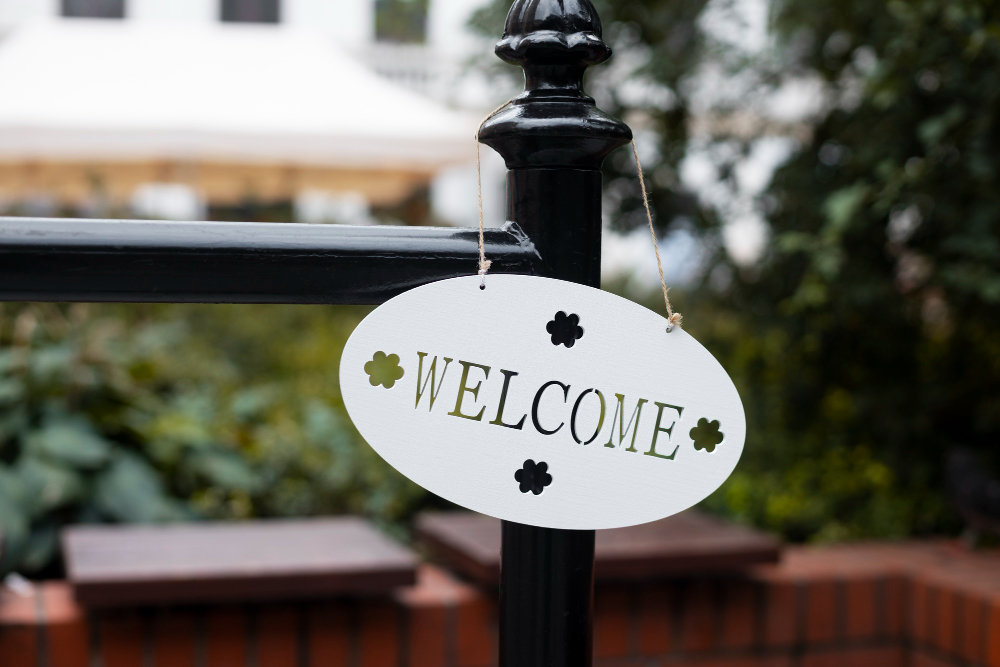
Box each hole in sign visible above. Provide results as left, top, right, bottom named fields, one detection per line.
left=690, top=418, right=723, bottom=452
left=546, top=312, right=584, bottom=348
left=515, top=460, right=552, bottom=495
left=365, top=351, right=405, bottom=389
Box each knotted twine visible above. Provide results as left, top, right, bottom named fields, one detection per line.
left=475, top=104, right=683, bottom=331
left=630, top=139, right=683, bottom=331
left=474, top=99, right=513, bottom=286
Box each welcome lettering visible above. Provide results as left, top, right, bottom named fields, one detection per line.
left=413, top=351, right=684, bottom=461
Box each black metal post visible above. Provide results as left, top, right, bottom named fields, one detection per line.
left=479, top=2, right=631, bottom=667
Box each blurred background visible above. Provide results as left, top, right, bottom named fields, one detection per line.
left=1, top=0, right=999, bottom=579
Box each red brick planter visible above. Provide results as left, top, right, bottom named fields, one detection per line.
left=2, top=542, right=999, bottom=667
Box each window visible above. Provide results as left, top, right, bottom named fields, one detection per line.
left=62, top=0, right=125, bottom=18
left=375, top=0, right=428, bottom=43
left=221, top=0, right=280, bottom=23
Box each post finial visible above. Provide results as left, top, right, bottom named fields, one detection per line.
left=478, top=0, right=631, bottom=170
left=495, top=0, right=610, bottom=68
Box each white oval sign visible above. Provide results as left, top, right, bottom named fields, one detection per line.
left=340, top=274, right=745, bottom=530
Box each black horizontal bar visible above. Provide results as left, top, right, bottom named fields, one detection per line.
left=0, top=217, right=542, bottom=305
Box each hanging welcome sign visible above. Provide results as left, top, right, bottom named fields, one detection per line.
left=340, top=274, right=745, bottom=530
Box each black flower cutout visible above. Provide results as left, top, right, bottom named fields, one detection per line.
left=546, top=311, right=584, bottom=348
left=364, top=351, right=404, bottom=389
left=690, top=418, right=723, bottom=452
left=514, top=459, right=552, bottom=495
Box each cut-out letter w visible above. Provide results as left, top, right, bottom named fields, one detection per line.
left=415, top=352, right=453, bottom=411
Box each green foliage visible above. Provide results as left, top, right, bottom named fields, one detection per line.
left=636, top=0, right=1000, bottom=540
left=709, top=0, right=1000, bottom=539
left=0, top=303, right=426, bottom=575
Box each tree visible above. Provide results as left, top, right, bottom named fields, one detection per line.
left=713, top=0, right=1000, bottom=540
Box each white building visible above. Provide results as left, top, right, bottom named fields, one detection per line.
left=0, top=0, right=507, bottom=225
left=0, top=0, right=484, bottom=52
left=0, top=0, right=499, bottom=102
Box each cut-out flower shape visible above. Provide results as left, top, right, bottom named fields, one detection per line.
left=546, top=311, right=584, bottom=348
left=690, top=418, right=723, bottom=452
left=364, top=351, right=404, bottom=389
left=515, top=459, right=552, bottom=495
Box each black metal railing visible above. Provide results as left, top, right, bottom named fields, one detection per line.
left=0, top=217, right=540, bottom=304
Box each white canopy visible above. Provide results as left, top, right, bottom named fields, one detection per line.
left=0, top=19, right=479, bottom=169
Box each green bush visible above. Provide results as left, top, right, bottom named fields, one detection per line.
left=0, top=303, right=426, bottom=576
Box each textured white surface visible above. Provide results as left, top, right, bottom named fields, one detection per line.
left=340, top=275, right=746, bottom=530
left=0, top=20, right=476, bottom=168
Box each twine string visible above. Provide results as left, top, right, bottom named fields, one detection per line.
left=632, top=139, right=682, bottom=331
left=475, top=99, right=514, bottom=287
left=474, top=108, right=682, bottom=331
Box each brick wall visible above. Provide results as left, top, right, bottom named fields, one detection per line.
left=2, top=541, right=999, bottom=667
